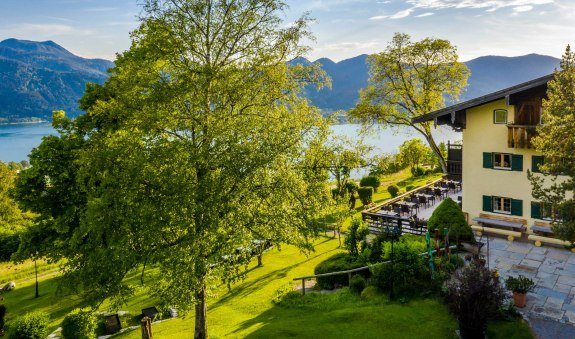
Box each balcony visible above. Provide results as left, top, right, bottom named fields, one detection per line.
left=507, top=124, right=537, bottom=149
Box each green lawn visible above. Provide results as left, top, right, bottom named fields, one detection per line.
left=1, top=234, right=532, bottom=339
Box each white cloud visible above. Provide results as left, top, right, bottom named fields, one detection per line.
left=514, top=5, right=534, bottom=12
left=0, top=23, right=93, bottom=38
left=389, top=8, right=414, bottom=19
left=323, top=41, right=379, bottom=51
left=369, top=15, right=388, bottom=20
left=407, top=0, right=553, bottom=12
left=415, top=12, right=435, bottom=17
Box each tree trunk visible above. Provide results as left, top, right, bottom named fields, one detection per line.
left=424, top=134, right=447, bottom=174
left=194, top=285, right=208, bottom=339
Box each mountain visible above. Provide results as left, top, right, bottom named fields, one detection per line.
left=0, top=38, right=561, bottom=123
left=296, top=53, right=560, bottom=113
left=0, top=39, right=113, bottom=123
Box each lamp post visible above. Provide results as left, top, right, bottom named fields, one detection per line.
left=385, top=218, right=402, bottom=300
left=34, top=251, right=39, bottom=298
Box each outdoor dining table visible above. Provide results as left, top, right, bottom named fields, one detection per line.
left=394, top=201, right=418, bottom=216
left=434, top=186, right=449, bottom=199
left=416, top=193, right=435, bottom=206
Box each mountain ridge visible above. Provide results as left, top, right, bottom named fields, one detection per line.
left=0, top=39, right=561, bottom=123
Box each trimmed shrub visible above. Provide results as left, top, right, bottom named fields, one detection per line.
left=9, top=311, right=49, bottom=339
left=427, top=197, right=474, bottom=242
left=360, top=285, right=379, bottom=300
left=349, top=275, right=366, bottom=295
left=360, top=175, right=381, bottom=193
left=61, top=309, right=97, bottom=339
left=406, top=185, right=415, bottom=192
left=387, top=185, right=399, bottom=198
left=411, top=166, right=425, bottom=177
left=357, top=186, right=374, bottom=205
left=314, top=253, right=366, bottom=289
left=345, top=218, right=369, bottom=258
left=345, top=181, right=359, bottom=194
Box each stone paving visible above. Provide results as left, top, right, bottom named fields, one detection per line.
left=477, top=236, right=575, bottom=326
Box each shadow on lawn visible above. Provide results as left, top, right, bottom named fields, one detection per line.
left=210, top=239, right=340, bottom=312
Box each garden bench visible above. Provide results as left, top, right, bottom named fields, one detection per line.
left=471, top=213, right=526, bottom=241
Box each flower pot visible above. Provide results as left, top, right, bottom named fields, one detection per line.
left=513, top=291, right=527, bottom=308
left=458, top=322, right=486, bottom=339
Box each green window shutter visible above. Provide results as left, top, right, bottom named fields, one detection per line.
left=531, top=202, right=541, bottom=219
left=483, top=195, right=493, bottom=212
left=532, top=156, right=544, bottom=173
left=483, top=152, right=493, bottom=169
left=511, top=199, right=523, bottom=216
left=511, top=154, right=523, bottom=171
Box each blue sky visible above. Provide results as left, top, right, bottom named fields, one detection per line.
left=0, top=0, right=574, bottom=62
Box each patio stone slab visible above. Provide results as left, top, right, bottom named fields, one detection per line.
left=555, top=283, right=573, bottom=294
left=526, top=253, right=547, bottom=262
left=520, top=259, right=542, bottom=269
left=537, top=287, right=568, bottom=301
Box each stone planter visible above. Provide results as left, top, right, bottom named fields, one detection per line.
left=513, top=291, right=527, bottom=308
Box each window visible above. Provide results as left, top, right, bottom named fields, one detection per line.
left=494, top=109, right=507, bottom=124
left=533, top=201, right=562, bottom=221
left=493, top=196, right=511, bottom=214
left=493, top=153, right=512, bottom=170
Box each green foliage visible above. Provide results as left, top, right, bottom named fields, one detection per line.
left=406, top=185, right=414, bottom=192
left=399, top=139, right=431, bottom=171
left=61, top=309, right=97, bottom=339
left=344, top=181, right=359, bottom=194
left=360, top=285, right=379, bottom=300
left=427, top=198, right=473, bottom=242
left=344, top=218, right=369, bottom=258
left=314, top=253, right=366, bottom=290
left=359, top=175, right=381, bottom=193
left=530, top=44, right=575, bottom=245
left=369, top=153, right=403, bottom=176
left=349, top=275, right=366, bottom=295
left=0, top=161, right=30, bottom=262
left=447, top=263, right=506, bottom=332
left=370, top=238, right=428, bottom=295
left=410, top=165, right=425, bottom=177
left=357, top=186, right=374, bottom=205
left=387, top=185, right=399, bottom=198
left=272, top=284, right=297, bottom=304
left=9, top=311, right=49, bottom=339
left=351, top=33, right=469, bottom=173
left=504, top=275, right=535, bottom=294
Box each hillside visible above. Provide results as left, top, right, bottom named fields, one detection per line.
left=0, top=38, right=561, bottom=123
left=0, top=39, right=113, bottom=123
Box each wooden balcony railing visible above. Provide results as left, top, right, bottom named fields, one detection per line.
left=507, top=124, right=538, bottom=149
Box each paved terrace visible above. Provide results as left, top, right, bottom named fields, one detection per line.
left=479, top=236, right=575, bottom=327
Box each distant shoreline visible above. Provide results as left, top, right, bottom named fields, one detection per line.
left=0, top=120, right=49, bottom=126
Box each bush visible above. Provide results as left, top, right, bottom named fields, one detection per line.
left=344, top=218, right=369, bottom=258
left=314, top=253, right=367, bottom=289
left=9, top=311, right=49, bottom=339
left=357, top=186, right=374, bottom=205
left=360, top=285, right=379, bottom=300
left=0, top=230, right=21, bottom=262
left=387, top=185, right=399, bottom=198
left=349, top=275, right=366, bottom=295
left=345, top=181, right=359, bottom=194
left=405, top=185, right=414, bottom=192
left=427, top=197, right=474, bottom=242
left=360, top=175, right=381, bottom=193
left=411, top=166, right=425, bottom=177
left=61, top=309, right=97, bottom=339
left=447, top=263, right=506, bottom=335
left=370, top=238, right=428, bottom=295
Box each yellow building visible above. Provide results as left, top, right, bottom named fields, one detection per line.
left=414, top=74, right=569, bottom=246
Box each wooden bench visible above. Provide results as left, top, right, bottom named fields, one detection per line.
left=527, top=222, right=575, bottom=251
left=471, top=213, right=527, bottom=241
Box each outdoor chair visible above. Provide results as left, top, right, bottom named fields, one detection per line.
left=418, top=195, right=428, bottom=208
left=448, top=182, right=456, bottom=192
left=401, top=204, right=410, bottom=215
left=434, top=188, right=443, bottom=200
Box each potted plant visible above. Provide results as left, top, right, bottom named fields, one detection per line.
left=447, top=262, right=506, bottom=339
left=505, top=275, right=535, bottom=308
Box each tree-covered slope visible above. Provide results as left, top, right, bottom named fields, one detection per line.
left=0, top=39, right=113, bottom=122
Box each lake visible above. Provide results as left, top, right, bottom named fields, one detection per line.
left=0, top=123, right=457, bottom=164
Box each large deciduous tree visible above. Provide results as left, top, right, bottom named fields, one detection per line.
left=529, top=45, right=575, bottom=246
left=13, top=1, right=330, bottom=338
left=350, top=33, right=469, bottom=173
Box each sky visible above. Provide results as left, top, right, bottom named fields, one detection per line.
left=0, top=0, right=574, bottom=62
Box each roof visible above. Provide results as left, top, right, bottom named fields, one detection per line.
left=412, top=74, right=554, bottom=124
